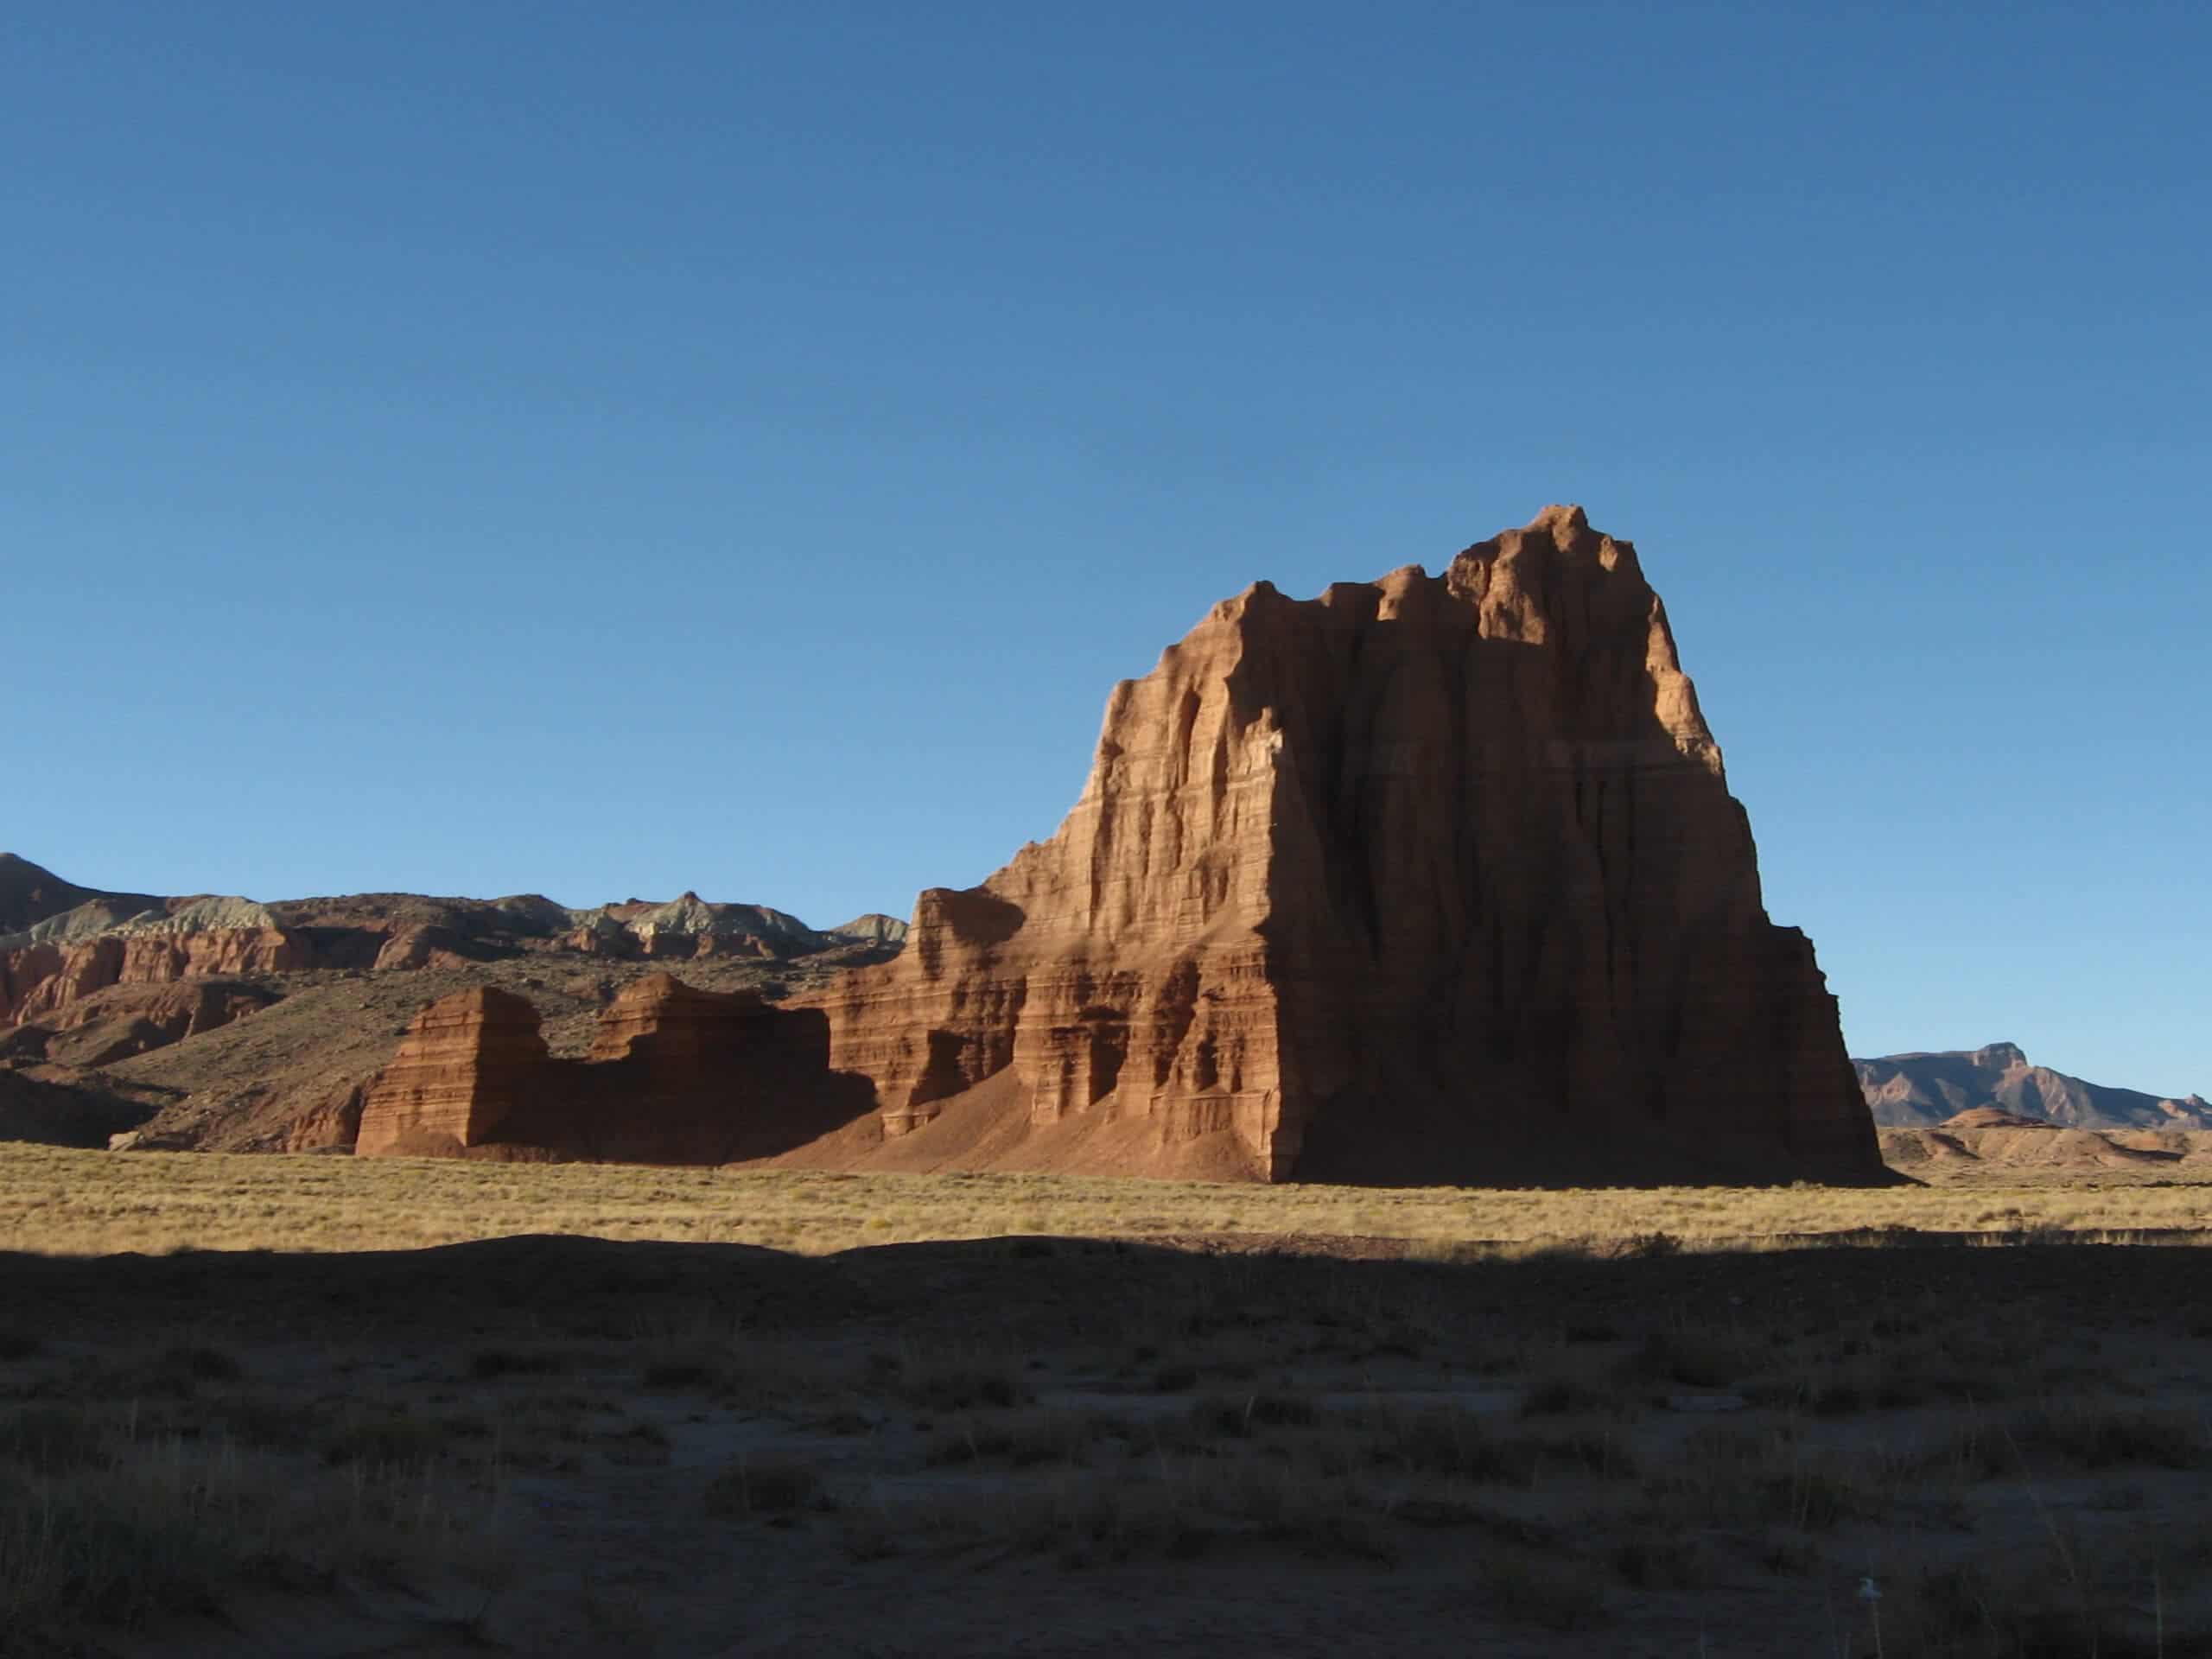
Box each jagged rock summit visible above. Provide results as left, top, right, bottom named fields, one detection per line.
left=798, top=505, right=1883, bottom=1185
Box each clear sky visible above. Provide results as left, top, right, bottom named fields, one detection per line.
left=4, top=4, right=2206, bottom=1094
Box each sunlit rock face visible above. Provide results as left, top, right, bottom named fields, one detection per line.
left=804, top=506, right=1883, bottom=1185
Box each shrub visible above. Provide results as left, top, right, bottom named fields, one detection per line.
left=469, top=1345, right=569, bottom=1380
left=704, top=1458, right=821, bottom=1517
left=0, top=1405, right=109, bottom=1475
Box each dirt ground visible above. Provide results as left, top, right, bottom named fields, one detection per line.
left=6, top=1232, right=2212, bottom=1657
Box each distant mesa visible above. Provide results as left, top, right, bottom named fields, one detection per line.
left=1856, top=1044, right=2211, bottom=1133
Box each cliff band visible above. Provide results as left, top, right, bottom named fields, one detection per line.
left=788, top=505, right=1881, bottom=1184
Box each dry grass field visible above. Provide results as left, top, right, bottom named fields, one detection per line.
left=10, top=1148, right=2212, bottom=1656
left=12, top=1142, right=2212, bottom=1259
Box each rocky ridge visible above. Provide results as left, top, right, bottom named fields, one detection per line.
left=1858, top=1043, right=2212, bottom=1132
left=0, top=857, right=902, bottom=1151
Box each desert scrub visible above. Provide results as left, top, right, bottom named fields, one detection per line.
left=468, top=1343, right=575, bottom=1380
left=0, top=1404, right=111, bottom=1475
left=893, top=1352, right=1028, bottom=1413
left=849, top=1453, right=1397, bottom=1567
left=1902, top=1402, right=2211, bottom=1481
left=1640, top=1423, right=1871, bottom=1533
left=1517, top=1370, right=1630, bottom=1419
left=925, top=1408, right=1127, bottom=1468
left=66, top=1342, right=246, bottom=1402
left=0, top=1436, right=504, bottom=1645
left=10, top=1142, right=2212, bottom=1258
left=1472, top=1549, right=1611, bottom=1630
left=703, top=1457, right=823, bottom=1517
left=1878, top=1528, right=2212, bottom=1659
left=1615, top=1324, right=1764, bottom=1391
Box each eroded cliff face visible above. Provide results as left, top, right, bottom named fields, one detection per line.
left=0, top=889, right=886, bottom=1029
left=355, top=976, right=870, bottom=1163
left=804, top=506, right=1881, bottom=1185
left=3, top=930, right=303, bottom=1026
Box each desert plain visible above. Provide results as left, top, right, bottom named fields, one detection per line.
left=9, top=1149, right=2212, bottom=1657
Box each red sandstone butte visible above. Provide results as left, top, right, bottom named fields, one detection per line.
left=357, top=507, right=1881, bottom=1186
left=353, top=988, right=547, bottom=1156
left=798, top=505, right=1883, bottom=1185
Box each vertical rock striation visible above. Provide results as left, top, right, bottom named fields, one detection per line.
left=804, top=506, right=1882, bottom=1184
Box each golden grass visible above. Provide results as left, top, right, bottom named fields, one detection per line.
left=9, top=1142, right=2212, bottom=1256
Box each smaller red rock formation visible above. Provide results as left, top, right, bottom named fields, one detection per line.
left=355, top=976, right=868, bottom=1163
left=353, top=988, right=548, bottom=1156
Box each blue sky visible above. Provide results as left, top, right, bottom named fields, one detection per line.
left=4, top=4, right=2206, bottom=1093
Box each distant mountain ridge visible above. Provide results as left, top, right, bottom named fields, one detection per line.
left=0, top=852, right=160, bottom=937
left=1856, top=1042, right=2212, bottom=1132
left=0, top=855, right=901, bottom=958
left=0, top=854, right=911, bottom=1153
left=1, top=854, right=908, bottom=1040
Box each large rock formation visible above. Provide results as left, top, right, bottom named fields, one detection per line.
left=1859, top=1043, right=2212, bottom=1131
left=803, top=505, right=1882, bottom=1185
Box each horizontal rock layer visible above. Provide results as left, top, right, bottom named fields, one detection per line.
left=355, top=976, right=871, bottom=1163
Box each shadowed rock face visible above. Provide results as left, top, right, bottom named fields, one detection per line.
left=804, top=506, right=1883, bottom=1185
left=356, top=976, right=871, bottom=1163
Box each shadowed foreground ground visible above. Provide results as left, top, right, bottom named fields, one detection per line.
left=6, top=1234, right=2212, bottom=1656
